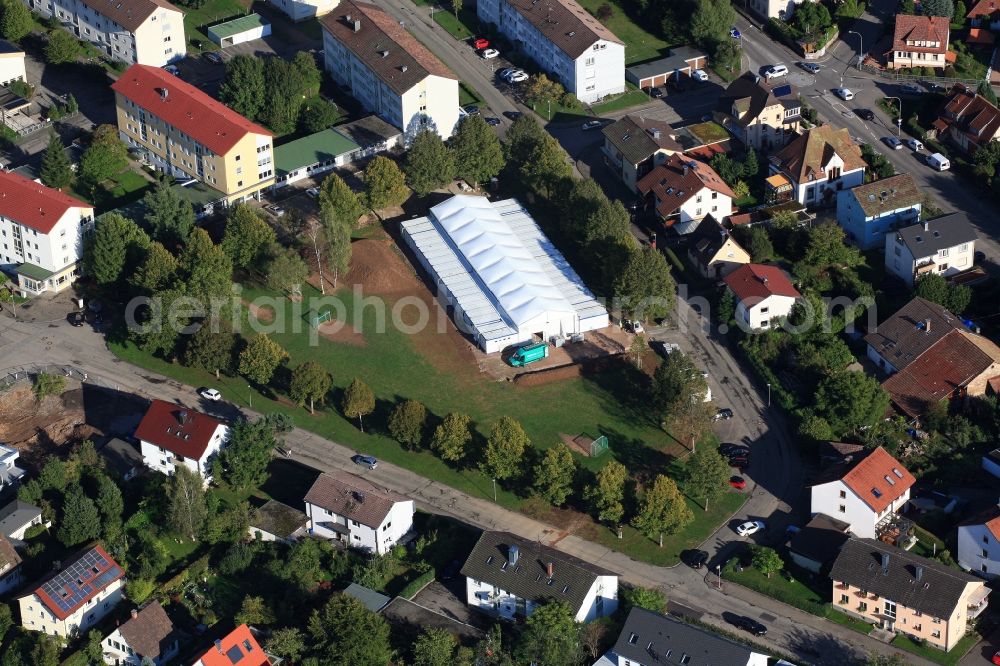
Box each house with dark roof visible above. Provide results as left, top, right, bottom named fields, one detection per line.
left=193, top=624, right=272, bottom=666
left=885, top=214, right=977, bottom=287
left=461, top=531, right=618, bottom=622
left=17, top=545, right=124, bottom=637
left=304, top=470, right=414, bottom=554
left=830, top=538, right=988, bottom=651
left=320, top=1, right=459, bottom=139
left=0, top=533, right=23, bottom=595
left=723, top=263, right=800, bottom=330
left=636, top=155, right=735, bottom=234
left=478, top=0, right=624, bottom=104
left=602, top=607, right=771, bottom=666
left=836, top=173, right=922, bottom=250
left=958, top=505, right=1000, bottom=578
left=809, top=446, right=915, bottom=540
left=102, top=601, right=179, bottom=666
left=714, top=72, right=801, bottom=151
left=249, top=499, right=309, bottom=543
left=135, top=400, right=229, bottom=482
left=789, top=513, right=852, bottom=573
left=864, top=296, right=967, bottom=374
left=686, top=216, right=751, bottom=279
left=767, top=125, right=867, bottom=206
left=97, top=437, right=143, bottom=482
left=931, top=85, right=1000, bottom=154
left=625, top=46, right=707, bottom=89
left=601, top=115, right=682, bottom=192
left=0, top=499, right=42, bottom=541
left=888, top=15, right=951, bottom=70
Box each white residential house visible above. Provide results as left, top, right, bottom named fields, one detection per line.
left=0, top=40, right=25, bottom=87
left=0, top=171, right=94, bottom=297
left=268, top=0, right=337, bottom=21
left=636, top=154, right=735, bottom=235
left=18, top=545, right=123, bottom=638
left=477, top=0, right=625, bottom=104
left=461, top=531, right=618, bottom=623
left=810, top=446, right=915, bottom=540
left=749, top=0, right=813, bottom=20
left=888, top=15, right=950, bottom=70
left=0, top=534, right=23, bottom=596
left=304, top=470, right=414, bottom=554
left=836, top=173, right=923, bottom=250
left=134, top=400, right=229, bottom=482
left=320, top=1, right=460, bottom=140
left=0, top=500, right=42, bottom=541
left=958, top=508, right=1000, bottom=578
left=885, top=214, right=977, bottom=287
left=102, top=601, right=178, bottom=666
left=723, top=263, right=801, bottom=331
left=767, top=125, right=867, bottom=206
left=21, top=0, right=185, bottom=67
left=0, top=443, right=26, bottom=490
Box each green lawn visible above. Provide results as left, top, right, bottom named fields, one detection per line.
left=182, top=0, right=252, bottom=52
left=71, top=168, right=153, bottom=211
left=459, top=82, right=483, bottom=107
left=590, top=84, right=652, bottom=115
left=433, top=7, right=478, bottom=40
left=891, top=633, right=981, bottom=666
left=574, top=0, right=670, bottom=64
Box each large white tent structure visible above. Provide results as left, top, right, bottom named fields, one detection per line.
left=401, top=195, right=609, bottom=353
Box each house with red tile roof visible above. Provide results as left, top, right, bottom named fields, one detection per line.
left=193, top=624, right=272, bottom=666
left=810, top=446, right=916, bottom=540
left=0, top=171, right=94, bottom=297
left=968, top=0, right=1000, bottom=27
left=767, top=124, right=867, bottom=206
left=135, top=400, right=229, bottom=482
left=958, top=507, right=1000, bottom=578
left=17, top=545, right=124, bottom=638
left=887, top=15, right=951, bottom=70
left=636, top=154, right=735, bottom=235
left=722, top=263, right=801, bottom=330
left=931, top=84, right=1000, bottom=154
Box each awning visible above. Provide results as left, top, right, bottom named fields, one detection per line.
left=765, top=173, right=792, bottom=192
left=15, top=263, right=54, bottom=281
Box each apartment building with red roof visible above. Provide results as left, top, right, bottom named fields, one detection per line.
left=0, top=170, right=94, bottom=297
left=636, top=154, right=735, bottom=235
left=888, top=15, right=951, bottom=70
left=112, top=64, right=274, bottom=205
left=958, top=507, right=1000, bottom=578
left=135, top=399, right=229, bottom=482
left=723, top=263, right=801, bottom=330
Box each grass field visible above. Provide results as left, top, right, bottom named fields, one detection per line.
left=574, top=0, right=670, bottom=64
left=71, top=168, right=153, bottom=211
left=434, top=8, right=478, bottom=40
left=891, top=633, right=980, bottom=666
left=459, top=82, right=483, bottom=107
left=183, top=0, right=252, bottom=52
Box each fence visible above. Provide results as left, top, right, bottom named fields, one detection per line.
left=0, top=363, right=115, bottom=394
left=856, top=62, right=984, bottom=87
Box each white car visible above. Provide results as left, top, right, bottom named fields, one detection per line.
left=736, top=520, right=765, bottom=537
left=480, top=48, right=500, bottom=59
left=582, top=120, right=603, bottom=131
left=834, top=87, right=854, bottom=101
left=199, top=388, right=221, bottom=401
left=692, top=69, right=708, bottom=82
left=884, top=136, right=903, bottom=149
left=905, top=138, right=924, bottom=151
left=763, top=64, right=788, bottom=80
left=508, top=71, right=528, bottom=83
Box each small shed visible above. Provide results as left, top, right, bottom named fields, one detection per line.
left=248, top=499, right=309, bottom=543
left=208, top=14, right=271, bottom=47
left=625, top=46, right=708, bottom=89
left=788, top=513, right=851, bottom=573
left=343, top=583, right=391, bottom=613
left=97, top=438, right=144, bottom=481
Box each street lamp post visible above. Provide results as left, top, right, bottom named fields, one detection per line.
left=885, top=96, right=902, bottom=136
left=847, top=30, right=863, bottom=68
left=717, top=565, right=723, bottom=590
left=248, top=386, right=253, bottom=408
left=766, top=382, right=771, bottom=407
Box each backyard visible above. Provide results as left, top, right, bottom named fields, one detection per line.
left=574, top=0, right=671, bottom=64
left=182, top=0, right=253, bottom=52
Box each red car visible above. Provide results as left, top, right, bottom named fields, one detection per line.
left=728, top=456, right=748, bottom=469
left=730, top=476, right=746, bottom=490
left=992, top=650, right=1000, bottom=666
left=473, top=38, right=490, bottom=50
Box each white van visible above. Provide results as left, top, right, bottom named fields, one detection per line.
left=927, top=152, right=950, bottom=171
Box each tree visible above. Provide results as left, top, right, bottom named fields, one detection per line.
left=220, top=418, right=276, bottom=491
left=38, top=457, right=67, bottom=492
left=79, top=125, right=128, bottom=191
left=130, top=242, right=178, bottom=293
left=690, top=0, right=736, bottom=47
left=533, top=443, right=575, bottom=506
left=56, top=484, right=101, bottom=546
left=184, top=323, right=235, bottom=374
left=584, top=460, right=627, bottom=524
left=219, top=55, right=266, bottom=120
left=633, top=475, right=693, bottom=543
left=33, top=373, right=65, bottom=401
left=86, top=213, right=149, bottom=285
left=222, top=204, right=276, bottom=269
left=746, top=226, right=774, bottom=262
left=450, top=115, right=505, bottom=186
left=0, top=0, right=32, bottom=42
left=519, top=133, right=572, bottom=198
left=405, top=129, right=456, bottom=197
left=742, top=148, right=759, bottom=179
left=179, top=228, right=234, bottom=302
left=710, top=153, right=742, bottom=186
left=264, top=628, right=305, bottom=663
left=44, top=29, right=83, bottom=64
left=752, top=546, right=784, bottom=578
left=628, top=333, right=646, bottom=369
left=40, top=132, right=73, bottom=190
left=862, top=144, right=896, bottom=180
left=96, top=474, right=124, bottom=527
left=915, top=273, right=971, bottom=314
left=413, top=627, right=460, bottom=666
left=620, top=586, right=667, bottom=614
left=451, top=0, right=461, bottom=15
left=388, top=400, right=427, bottom=449
left=651, top=350, right=707, bottom=420
left=236, top=595, right=276, bottom=626
left=921, top=0, right=954, bottom=18
left=289, top=361, right=332, bottom=413
left=482, top=416, right=529, bottom=481
left=31, top=635, right=61, bottom=666
left=364, top=155, right=409, bottom=210
left=260, top=247, right=305, bottom=296
left=143, top=179, right=195, bottom=248
left=259, top=57, right=310, bottom=133
left=430, top=412, right=472, bottom=462
left=792, top=1, right=833, bottom=41
left=292, top=51, right=322, bottom=96
left=524, top=74, right=565, bottom=114
left=166, top=465, right=206, bottom=540
left=504, top=115, right=547, bottom=166
left=320, top=202, right=352, bottom=288
left=517, top=601, right=581, bottom=666
left=813, top=371, right=891, bottom=437
left=239, top=334, right=287, bottom=386
left=318, top=173, right=364, bottom=227
left=341, top=377, right=375, bottom=431
left=685, top=447, right=730, bottom=511
left=299, top=95, right=340, bottom=133
left=307, top=594, right=393, bottom=665
left=615, top=246, right=676, bottom=321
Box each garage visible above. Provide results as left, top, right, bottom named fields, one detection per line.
left=626, top=46, right=708, bottom=89
left=208, top=14, right=272, bottom=48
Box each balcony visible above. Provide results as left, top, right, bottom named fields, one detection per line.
left=968, top=588, right=990, bottom=619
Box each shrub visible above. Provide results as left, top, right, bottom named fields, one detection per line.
left=399, top=569, right=435, bottom=599
left=595, top=3, right=613, bottom=20
left=218, top=541, right=255, bottom=574
left=124, top=578, right=155, bottom=603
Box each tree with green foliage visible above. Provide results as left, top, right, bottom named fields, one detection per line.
left=342, top=377, right=375, bottom=431
left=320, top=200, right=352, bottom=289
left=742, top=148, right=759, bottom=179
left=96, top=473, right=124, bottom=528
left=130, top=241, right=178, bottom=294
left=219, top=55, right=265, bottom=120
left=222, top=204, right=276, bottom=270
left=179, top=228, right=234, bottom=302
left=86, top=213, right=150, bottom=285
left=651, top=350, right=707, bottom=421
left=533, top=442, right=575, bottom=506
left=166, top=465, right=206, bottom=540
left=685, top=447, right=731, bottom=511
left=413, top=627, right=461, bottom=666
left=319, top=172, right=364, bottom=226
left=519, top=133, right=572, bottom=198
left=584, top=460, right=627, bottom=524
left=813, top=371, right=890, bottom=437
left=239, top=334, right=287, bottom=386
left=915, top=272, right=972, bottom=314
left=632, top=475, right=693, bottom=543
left=792, top=1, right=833, bottom=41
left=388, top=400, right=427, bottom=450
left=40, top=132, right=73, bottom=190
left=430, top=412, right=472, bottom=462
left=79, top=125, right=128, bottom=192
left=862, top=144, right=896, bottom=180
left=504, top=114, right=547, bottom=165
left=921, top=0, right=953, bottom=18
left=264, top=246, right=309, bottom=295
left=690, top=0, right=736, bottom=48
left=745, top=226, right=774, bottom=262
left=44, top=29, right=82, bottom=64
left=130, top=287, right=187, bottom=358
left=299, top=95, right=340, bottom=133
left=236, top=595, right=276, bottom=626
left=450, top=115, right=505, bottom=186
left=307, top=594, right=393, bottom=665
left=710, top=153, right=742, bottom=186
left=265, top=628, right=305, bottom=663
left=57, top=484, right=101, bottom=546
left=0, top=0, right=33, bottom=42
left=615, top=246, right=676, bottom=321
left=84, top=629, right=103, bottom=665
left=38, top=457, right=67, bottom=492
left=523, top=74, right=565, bottom=115
left=33, top=373, right=65, bottom=402
left=143, top=179, right=195, bottom=248
left=482, top=416, right=529, bottom=482
left=752, top=546, right=784, bottom=578
left=289, top=361, right=332, bottom=413
left=184, top=323, right=235, bottom=374
left=259, top=56, right=313, bottom=134
left=364, top=155, right=409, bottom=210
left=517, top=601, right=581, bottom=666
left=31, top=634, right=61, bottom=666
left=405, top=129, right=456, bottom=197
left=221, top=418, right=277, bottom=490
left=620, top=586, right=667, bottom=614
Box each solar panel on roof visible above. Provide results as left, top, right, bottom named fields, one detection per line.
left=772, top=84, right=792, bottom=97
left=226, top=644, right=245, bottom=664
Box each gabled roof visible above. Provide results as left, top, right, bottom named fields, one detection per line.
left=250, top=499, right=308, bottom=539
left=460, top=531, right=617, bottom=614
left=626, top=46, right=706, bottom=80
left=830, top=538, right=984, bottom=619
left=613, top=607, right=757, bottom=666
left=636, top=154, right=735, bottom=220
left=723, top=263, right=800, bottom=303
left=864, top=296, right=966, bottom=371
left=940, top=85, right=1000, bottom=146
left=134, top=399, right=224, bottom=460
left=771, top=125, right=866, bottom=184
left=822, top=446, right=916, bottom=514
left=29, top=545, right=123, bottom=620
left=111, top=65, right=272, bottom=156
left=892, top=213, right=977, bottom=257
left=844, top=173, right=922, bottom=218
left=789, top=513, right=851, bottom=565
left=319, top=1, right=456, bottom=96
left=78, top=0, right=182, bottom=33
left=717, top=72, right=796, bottom=127
left=601, top=114, right=681, bottom=166
left=892, top=15, right=950, bottom=53
left=0, top=499, right=40, bottom=538
left=304, top=470, right=410, bottom=529
left=97, top=437, right=144, bottom=478
left=688, top=216, right=748, bottom=268
left=959, top=506, right=1000, bottom=541
left=195, top=624, right=269, bottom=666
left=118, top=602, right=175, bottom=660
left=0, top=170, right=91, bottom=234
left=333, top=114, right=402, bottom=147
left=0, top=533, right=21, bottom=574
left=500, top=0, right=623, bottom=59
left=968, top=0, right=1000, bottom=18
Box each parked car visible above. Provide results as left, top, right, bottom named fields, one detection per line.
left=485, top=117, right=501, bottom=126
left=480, top=48, right=500, bottom=59
left=68, top=311, right=85, bottom=327
left=623, top=319, right=644, bottom=334
left=901, top=82, right=922, bottom=94
left=503, top=110, right=523, bottom=120
left=799, top=62, right=820, bottom=73
left=736, top=520, right=765, bottom=537
left=833, top=87, right=854, bottom=101
left=728, top=456, right=749, bottom=469
left=763, top=64, right=788, bottom=80
left=692, top=69, right=709, bottom=82
left=163, top=64, right=180, bottom=76
left=730, top=476, right=747, bottom=490
left=905, top=138, right=924, bottom=151
left=854, top=108, right=875, bottom=121
left=463, top=104, right=479, bottom=116
left=582, top=120, right=603, bottom=131
left=473, top=37, right=490, bottom=50
left=732, top=616, right=768, bottom=636
left=730, top=27, right=741, bottom=39
left=683, top=549, right=709, bottom=568
left=198, top=388, right=221, bottom=401
left=883, top=136, right=903, bottom=149
left=497, top=67, right=513, bottom=79
left=352, top=454, right=378, bottom=469
left=992, top=649, right=1000, bottom=666
left=650, top=87, right=664, bottom=98
left=719, top=443, right=748, bottom=457
left=713, top=408, right=734, bottom=421
left=507, top=70, right=528, bottom=83
left=927, top=152, right=950, bottom=171
left=306, top=187, right=320, bottom=198
left=204, top=51, right=223, bottom=64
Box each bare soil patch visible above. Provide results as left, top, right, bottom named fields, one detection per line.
left=317, top=319, right=367, bottom=347
left=344, top=239, right=419, bottom=294
left=243, top=299, right=275, bottom=323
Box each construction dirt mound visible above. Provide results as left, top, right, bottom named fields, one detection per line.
left=344, top=239, right=419, bottom=295
left=513, top=355, right=624, bottom=387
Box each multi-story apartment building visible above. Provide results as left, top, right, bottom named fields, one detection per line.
left=268, top=0, right=336, bottom=22
left=111, top=64, right=275, bottom=204
left=885, top=214, right=977, bottom=287
left=715, top=72, right=801, bottom=151
left=478, top=0, right=624, bottom=104
left=135, top=399, right=229, bottom=482
left=0, top=40, right=25, bottom=87
left=0, top=171, right=94, bottom=297
left=22, top=0, right=184, bottom=67
left=18, top=545, right=123, bottom=638
left=888, top=15, right=950, bottom=70
left=837, top=173, right=922, bottom=250
left=320, top=1, right=459, bottom=140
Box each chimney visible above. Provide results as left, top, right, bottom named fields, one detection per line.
left=509, top=544, right=519, bottom=567
left=923, top=220, right=929, bottom=231
left=651, top=128, right=661, bottom=139
left=915, top=565, right=923, bottom=582
left=925, top=318, right=931, bottom=333
left=130, top=608, right=138, bottom=620
left=881, top=552, right=890, bottom=573
left=178, top=410, right=188, bottom=425
left=158, top=87, right=169, bottom=101
left=353, top=19, right=361, bottom=31
left=546, top=562, right=554, bottom=578
left=682, top=164, right=689, bottom=175
left=214, top=640, right=223, bottom=654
